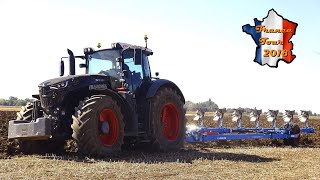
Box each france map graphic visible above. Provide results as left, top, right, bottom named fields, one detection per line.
left=242, top=9, right=298, bottom=68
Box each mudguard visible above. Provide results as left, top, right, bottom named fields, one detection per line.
left=146, top=79, right=185, bottom=103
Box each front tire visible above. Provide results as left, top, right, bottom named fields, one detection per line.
left=149, top=87, right=185, bottom=152
left=71, top=95, right=125, bottom=157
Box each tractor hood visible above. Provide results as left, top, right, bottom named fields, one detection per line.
left=37, top=74, right=121, bottom=109
left=38, top=74, right=120, bottom=90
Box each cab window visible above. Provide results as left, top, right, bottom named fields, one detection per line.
left=122, top=49, right=143, bottom=91
left=142, top=54, right=151, bottom=78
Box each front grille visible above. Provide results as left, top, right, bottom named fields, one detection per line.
left=39, top=86, right=53, bottom=108
left=31, top=100, right=41, bottom=121
left=40, top=96, right=51, bottom=108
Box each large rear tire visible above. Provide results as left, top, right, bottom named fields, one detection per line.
left=71, top=95, right=125, bottom=157
left=149, top=87, right=185, bottom=152
left=16, top=102, right=65, bottom=154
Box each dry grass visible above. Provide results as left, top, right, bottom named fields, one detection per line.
left=0, top=110, right=319, bottom=179
left=0, top=147, right=319, bottom=179
left=0, top=106, right=20, bottom=111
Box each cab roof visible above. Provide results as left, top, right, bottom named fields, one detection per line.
left=111, top=42, right=153, bottom=55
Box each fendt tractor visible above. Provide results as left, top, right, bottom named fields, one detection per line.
left=8, top=36, right=186, bottom=156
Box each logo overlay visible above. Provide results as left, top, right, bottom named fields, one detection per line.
left=242, top=9, right=298, bottom=67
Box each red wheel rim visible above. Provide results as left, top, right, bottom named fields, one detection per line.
left=161, top=103, right=180, bottom=141
left=99, top=108, right=119, bottom=146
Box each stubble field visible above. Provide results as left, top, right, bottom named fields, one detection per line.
left=0, top=109, right=319, bottom=179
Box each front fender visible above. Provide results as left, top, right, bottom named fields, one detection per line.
left=146, top=79, right=185, bottom=103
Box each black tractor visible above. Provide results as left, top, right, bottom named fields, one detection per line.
left=8, top=36, right=186, bottom=156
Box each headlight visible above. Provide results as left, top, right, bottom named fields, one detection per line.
left=50, top=81, right=69, bottom=89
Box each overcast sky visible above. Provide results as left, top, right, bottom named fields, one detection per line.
left=0, top=0, right=320, bottom=112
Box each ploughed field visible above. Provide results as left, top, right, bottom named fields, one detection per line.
left=0, top=109, right=319, bottom=179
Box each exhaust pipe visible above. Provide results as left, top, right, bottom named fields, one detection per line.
left=67, top=49, right=75, bottom=75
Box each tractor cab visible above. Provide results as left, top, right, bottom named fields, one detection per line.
left=61, top=41, right=154, bottom=93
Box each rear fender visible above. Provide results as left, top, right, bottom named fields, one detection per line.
left=146, top=79, right=185, bottom=103
left=144, top=79, right=185, bottom=137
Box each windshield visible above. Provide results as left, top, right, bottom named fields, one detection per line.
left=88, top=49, right=121, bottom=78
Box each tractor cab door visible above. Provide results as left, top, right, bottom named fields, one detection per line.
left=122, top=49, right=148, bottom=92
left=122, top=49, right=152, bottom=135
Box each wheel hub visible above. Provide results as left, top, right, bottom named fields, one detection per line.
left=101, top=121, right=110, bottom=134
left=161, top=103, right=180, bottom=141
left=99, top=108, right=120, bottom=147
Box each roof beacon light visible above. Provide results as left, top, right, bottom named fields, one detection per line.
left=97, top=42, right=101, bottom=48
left=144, top=34, right=148, bottom=48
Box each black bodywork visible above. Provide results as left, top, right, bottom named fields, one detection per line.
left=30, top=43, right=184, bottom=142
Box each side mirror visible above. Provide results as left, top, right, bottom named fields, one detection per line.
left=79, top=63, right=87, bottom=68
left=155, top=72, right=159, bottom=77
left=60, top=60, right=64, bottom=76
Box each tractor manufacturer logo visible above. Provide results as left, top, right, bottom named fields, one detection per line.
left=242, top=9, right=298, bottom=68
left=89, top=84, right=108, bottom=90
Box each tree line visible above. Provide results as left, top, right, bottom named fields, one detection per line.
left=0, top=96, right=34, bottom=106
left=184, top=98, right=219, bottom=112
left=184, top=99, right=318, bottom=116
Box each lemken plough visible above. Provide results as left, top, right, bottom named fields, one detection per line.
left=186, top=108, right=315, bottom=146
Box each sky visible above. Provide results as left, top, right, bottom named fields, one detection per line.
left=0, top=0, right=320, bottom=112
